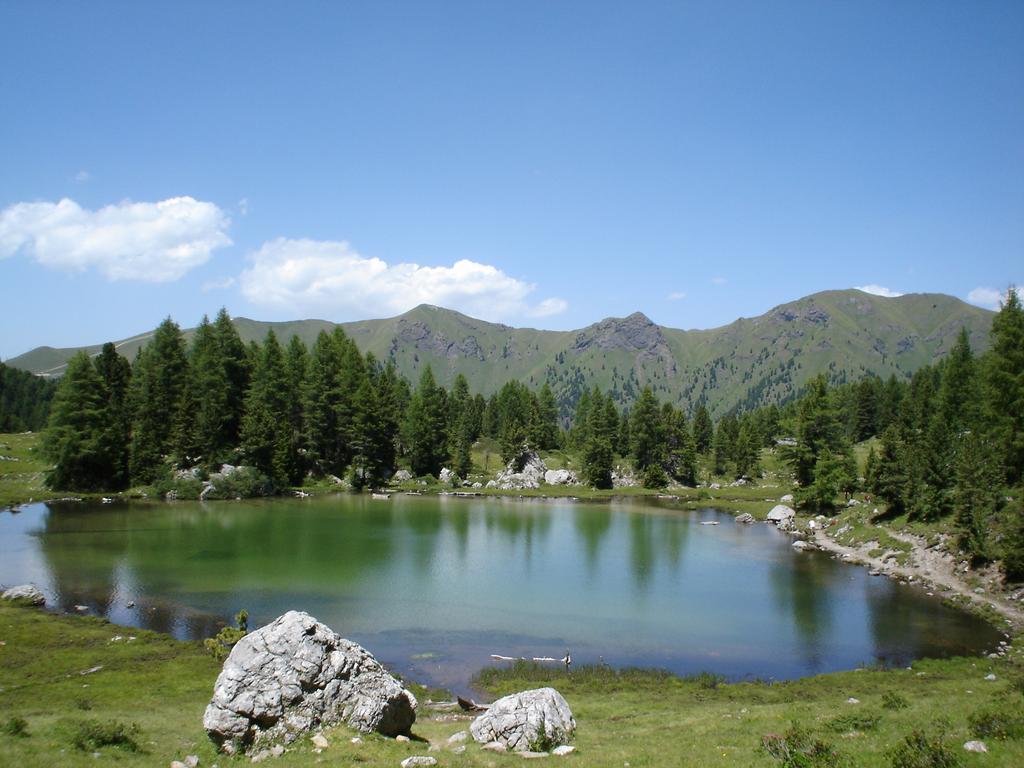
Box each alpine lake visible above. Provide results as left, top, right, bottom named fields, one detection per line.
left=0, top=494, right=1002, bottom=694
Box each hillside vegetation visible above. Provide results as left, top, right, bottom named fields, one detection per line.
left=5, top=289, right=992, bottom=418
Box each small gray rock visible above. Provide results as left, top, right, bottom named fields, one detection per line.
left=481, top=741, right=507, bottom=752
left=311, top=733, right=329, bottom=749
left=185, top=756, right=200, bottom=768
left=1, top=584, right=45, bottom=606
left=963, top=740, right=988, bottom=753
left=735, top=513, right=755, bottom=524
left=447, top=731, right=468, bottom=744
left=552, top=745, right=576, bottom=756
left=400, top=758, right=437, bottom=768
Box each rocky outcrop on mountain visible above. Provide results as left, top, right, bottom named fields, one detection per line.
left=572, top=312, right=677, bottom=374
left=395, top=320, right=486, bottom=361
left=203, top=611, right=416, bottom=752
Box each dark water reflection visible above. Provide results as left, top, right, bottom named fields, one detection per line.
left=0, top=495, right=1003, bottom=692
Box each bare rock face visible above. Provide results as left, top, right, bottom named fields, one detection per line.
left=543, top=469, right=577, bottom=486
left=470, top=688, right=575, bottom=752
left=203, top=611, right=416, bottom=752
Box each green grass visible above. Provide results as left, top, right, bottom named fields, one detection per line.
left=2, top=603, right=1024, bottom=766
left=0, top=432, right=49, bottom=510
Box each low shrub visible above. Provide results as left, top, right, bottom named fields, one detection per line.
left=3, top=716, right=29, bottom=737
left=887, top=727, right=962, bottom=768
left=826, top=711, right=881, bottom=732
left=685, top=671, right=727, bottom=690
left=71, top=719, right=141, bottom=752
left=968, top=707, right=1024, bottom=740
left=760, top=722, right=840, bottom=767
left=204, top=609, right=249, bottom=661
left=882, top=690, right=909, bottom=710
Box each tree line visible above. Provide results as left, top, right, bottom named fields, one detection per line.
left=0, top=362, right=57, bottom=432
left=40, top=309, right=567, bottom=492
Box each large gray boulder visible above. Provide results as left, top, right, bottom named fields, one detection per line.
left=1, top=584, right=45, bottom=606
left=766, top=504, right=796, bottom=526
left=203, top=611, right=416, bottom=751
left=470, top=687, right=575, bottom=752
left=543, top=469, right=577, bottom=486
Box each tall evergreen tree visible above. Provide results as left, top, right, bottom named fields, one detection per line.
left=188, top=316, right=232, bottom=466
left=129, top=317, right=189, bottom=482
left=693, top=404, right=714, bottom=454
left=664, top=407, right=697, bottom=485
left=93, top=342, right=132, bottom=487
left=536, top=383, right=560, bottom=449
left=241, top=331, right=298, bottom=487
left=305, top=330, right=344, bottom=475
left=406, top=366, right=448, bottom=476
left=630, top=387, right=663, bottom=471
left=985, top=288, right=1024, bottom=485
left=211, top=308, right=250, bottom=447
left=42, top=353, right=115, bottom=490
left=582, top=391, right=614, bottom=489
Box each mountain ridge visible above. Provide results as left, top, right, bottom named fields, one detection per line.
left=5, top=289, right=994, bottom=417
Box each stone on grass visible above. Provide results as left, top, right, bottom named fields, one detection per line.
left=447, top=731, right=468, bottom=744
left=185, top=757, right=199, bottom=768
left=203, top=611, right=416, bottom=752
left=481, top=741, right=507, bottom=752
left=401, top=757, right=437, bottom=767
left=470, top=688, right=575, bottom=753
left=1, top=584, right=45, bottom=606
left=963, top=740, right=988, bottom=753
left=552, top=745, right=576, bottom=756
left=766, top=505, right=796, bottom=525
left=311, top=733, right=329, bottom=749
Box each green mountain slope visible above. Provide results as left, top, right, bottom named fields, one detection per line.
left=5, top=289, right=993, bottom=417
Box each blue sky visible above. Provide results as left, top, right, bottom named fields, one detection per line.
left=1, top=1, right=1022, bottom=360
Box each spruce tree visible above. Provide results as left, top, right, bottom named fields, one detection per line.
left=93, top=342, right=132, bottom=488
left=582, top=391, right=614, bottom=489
left=406, top=366, right=448, bottom=476
left=985, top=288, right=1024, bottom=485
left=42, top=352, right=114, bottom=490
left=305, top=331, right=344, bottom=475
left=536, top=382, right=560, bottom=449
left=129, top=317, right=190, bottom=482
left=630, top=386, right=663, bottom=471
left=188, top=316, right=232, bottom=466
left=953, top=432, right=1001, bottom=562
left=212, top=308, right=250, bottom=447
left=240, top=331, right=297, bottom=487
left=693, top=404, right=714, bottom=454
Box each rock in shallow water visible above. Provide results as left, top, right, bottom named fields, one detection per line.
left=203, top=611, right=416, bottom=752
left=470, top=687, right=575, bottom=752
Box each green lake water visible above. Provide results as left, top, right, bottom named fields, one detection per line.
left=0, top=495, right=1003, bottom=692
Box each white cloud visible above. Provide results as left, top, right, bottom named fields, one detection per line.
left=711, top=276, right=727, bottom=285
left=855, top=284, right=905, bottom=298
left=0, top=196, right=231, bottom=282
left=967, top=285, right=1021, bottom=310
left=239, top=238, right=567, bottom=322
left=667, top=291, right=686, bottom=301
left=202, top=276, right=237, bottom=292
left=74, top=170, right=90, bottom=183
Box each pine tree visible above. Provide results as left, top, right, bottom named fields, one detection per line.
left=734, top=422, right=761, bottom=480
left=406, top=366, right=448, bottom=476
left=713, top=414, right=737, bottom=476
left=985, top=288, right=1024, bottom=485
left=451, top=414, right=474, bottom=479
left=582, top=392, right=613, bottom=489
left=93, top=342, right=132, bottom=488
left=188, top=316, right=232, bottom=466
left=536, top=383, right=560, bottom=449
left=240, top=331, right=296, bottom=487
left=871, top=425, right=908, bottom=515
left=305, top=331, right=344, bottom=475
left=129, top=317, right=189, bottom=482
left=664, top=407, right=697, bottom=485
left=42, top=352, right=114, bottom=490
left=630, top=387, right=663, bottom=471
left=693, top=404, right=714, bottom=454
left=212, top=308, right=250, bottom=447
left=953, top=432, right=1002, bottom=562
